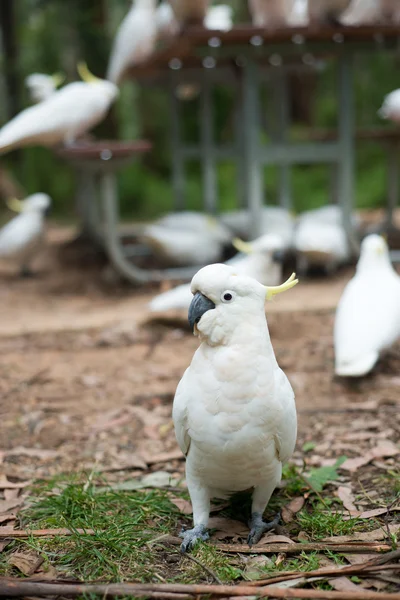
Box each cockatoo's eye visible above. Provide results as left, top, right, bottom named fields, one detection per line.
left=221, top=290, right=236, bottom=303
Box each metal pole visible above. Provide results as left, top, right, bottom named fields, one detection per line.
left=200, top=72, right=217, bottom=214
left=242, top=59, right=263, bottom=239
left=169, top=79, right=185, bottom=210
left=337, top=53, right=358, bottom=254
left=273, top=71, right=292, bottom=211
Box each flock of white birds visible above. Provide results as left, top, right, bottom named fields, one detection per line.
left=0, top=0, right=399, bottom=382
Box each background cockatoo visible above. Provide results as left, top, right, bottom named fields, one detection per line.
left=25, top=73, right=65, bottom=104
left=106, top=0, right=157, bottom=85
left=156, top=1, right=180, bottom=40
left=380, top=0, right=400, bottom=23
left=220, top=206, right=294, bottom=249
left=0, top=193, right=51, bottom=277
left=308, top=0, right=352, bottom=25
left=173, top=263, right=298, bottom=551
left=204, top=5, right=233, bottom=30
left=169, top=0, right=210, bottom=26
left=340, top=0, right=380, bottom=25
left=294, top=206, right=359, bottom=275
left=334, top=235, right=400, bottom=377
left=287, top=0, right=309, bottom=25
left=148, top=232, right=286, bottom=312
left=0, top=64, right=118, bottom=154
left=249, top=0, right=295, bottom=28
left=379, top=89, right=400, bottom=124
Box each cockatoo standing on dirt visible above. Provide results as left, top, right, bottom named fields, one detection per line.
left=25, top=73, right=65, bottom=104
left=106, top=0, right=157, bottom=85
left=148, top=233, right=286, bottom=312
left=249, top=0, right=295, bottom=27
left=308, top=0, right=352, bottom=24
left=379, top=89, right=400, bottom=124
left=173, top=264, right=298, bottom=552
left=0, top=64, right=118, bottom=154
left=169, top=0, right=210, bottom=26
left=0, top=194, right=51, bottom=277
left=334, top=235, right=400, bottom=377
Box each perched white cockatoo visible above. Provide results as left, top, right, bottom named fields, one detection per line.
left=334, top=235, right=400, bottom=377
left=308, top=0, right=352, bottom=24
left=249, top=0, right=295, bottom=27
left=204, top=5, right=233, bottom=30
left=287, top=0, right=309, bottom=25
left=379, top=89, right=400, bottom=124
left=25, top=73, right=65, bottom=104
left=156, top=1, right=180, bottom=40
left=148, top=233, right=286, bottom=312
left=0, top=194, right=51, bottom=276
left=340, top=0, right=380, bottom=25
left=0, top=64, right=118, bottom=154
left=141, top=213, right=232, bottom=266
left=220, top=206, right=294, bottom=249
left=293, top=206, right=358, bottom=275
left=169, top=0, right=210, bottom=26
left=380, top=0, right=400, bottom=23
left=106, top=0, right=157, bottom=85
left=173, top=264, right=298, bottom=552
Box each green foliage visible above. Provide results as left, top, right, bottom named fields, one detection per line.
left=297, top=502, right=367, bottom=539
left=304, top=456, right=347, bottom=494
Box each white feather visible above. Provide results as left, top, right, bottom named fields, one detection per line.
left=0, top=80, right=118, bottom=154
left=340, top=0, right=380, bottom=25
left=107, top=0, right=157, bottom=85
left=288, top=0, right=309, bottom=25
left=0, top=193, right=51, bottom=271
left=204, top=5, right=233, bottom=30
left=220, top=206, right=294, bottom=248
left=379, top=89, right=400, bottom=124
left=249, top=0, right=295, bottom=27
left=25, top=74, right=57, bottom=104
left=334, top=235, right=400, bottom=377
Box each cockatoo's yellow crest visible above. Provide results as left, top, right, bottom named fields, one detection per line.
left=6, top=198, right=24, bottom=213
left=51, top=72, right=65, bottom=88
left=232, top=238, right=253, bottom=254
left=265, top=272, right=299, bottom=300
left=77, top=62, right=102, bottom=84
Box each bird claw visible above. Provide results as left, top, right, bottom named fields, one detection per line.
left=247, top=512, right=281, bottom=547
left=179, top=524, right=209, bottom=553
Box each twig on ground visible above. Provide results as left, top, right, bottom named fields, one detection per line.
left=0, top=528, right=95, bottom=538
left=181, top=552, right=223, bottom=585
left=216, top=541, right=392, bottom=554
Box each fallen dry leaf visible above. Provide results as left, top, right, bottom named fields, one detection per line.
left=346, top=506, right=400, bottom=520
left=0, top=514, right=16, bottom=524
left=3, top=447, right=60, bottom=460
left=29, top=563, right=59, bottom=580
left=323, top=523, right=400, bottom=543
left=0, top=498, right=23, bottom=514
left=328, top=576, right=361, bottom=592
left=0, top=476, right=31, bottom=490
left=4, top=489, right=20, bottom=501
left=0, top=540, right=9, bottom=552
left=243, top=555, right=272, bottom=581
left=208, top=516, right=248, bottom=537
left=143, top=449, right=183, bottom=465
left=282, top=497, right=305, bottom=523
left=336, top=486, right=358, bottom=514
left=8, top=551, right=44, bottom=576
left=259, top=534, right=295, bottom=545
left=341, top=441, right=399, bottom=472
left=169, top=496, right=192, bottom=515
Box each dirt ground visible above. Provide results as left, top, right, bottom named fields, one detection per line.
left=0, top=224, right=399, bottom=593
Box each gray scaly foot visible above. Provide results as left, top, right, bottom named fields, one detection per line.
left=179, top=524, right=209, bottom=553
left=247, top=512, right=280, bottom=547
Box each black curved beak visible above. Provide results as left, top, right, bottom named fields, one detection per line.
left=272, top=249, right=286, bottom=263
left=188, top=292, right=215, bottom=332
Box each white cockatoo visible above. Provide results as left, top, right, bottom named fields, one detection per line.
left=141, top=215, right=232, bottom=266
left=204, top=5, right=233, bottom=30
left=379, top=89, right=400, bottom=124
left=173, top=263, right=298, bottom=551
left=380, top=0, right=400, bottom=23
left=0, top=194, right=51, bottom=276
left=249, top=0, right=295, bottom=27
left=288, top=0, right=309, bottom=25
left=220, top=206, right=294, bottom=249
left=308, top=0, right=352, bottom=24
left=340, top=0, right=380, bottom=25
left=334, top=235, right=400, bottom=377
left=156, top=1, right=180, bottom=40
left=0, top=64, right=118, bottom=154
left=169, top=0, right=210, bottom=26
left=106, top=0, right=157, bottom=85
left=148, top=233, right=286, bottom=312
left=293, top=206, right=358, bottom=274
left=25, top=73, right=65, bottom=104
